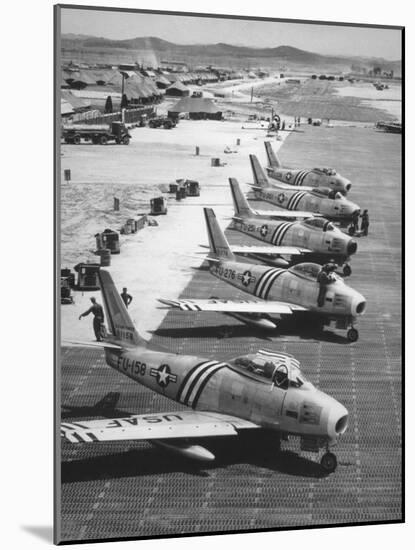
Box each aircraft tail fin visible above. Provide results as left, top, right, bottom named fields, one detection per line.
left=229, top=178, right=255, bottom=218
left=98, top=269, right=147, bottom=347
left=264, top=141, right=282, bottom=168
left=249, top=154, right=269, bottom=188
left=204, top=208, right=235, bottom=261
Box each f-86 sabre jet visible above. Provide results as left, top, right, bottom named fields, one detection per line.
left=61, top=269, right=348, bottom=473
left=160, top=208, right=366, bottom=342
left=249, top=155, right=360, bottom=223
left=228, top=178, right=357, bottom=276
left=264, top=141, right=351, bottom=194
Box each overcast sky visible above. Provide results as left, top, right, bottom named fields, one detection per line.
left=61, top=8, right=402, bottom=60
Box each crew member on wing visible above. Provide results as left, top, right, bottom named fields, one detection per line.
left=79, top=297, right=105, bottom=341
left=317, top=261, right=337, bottom=307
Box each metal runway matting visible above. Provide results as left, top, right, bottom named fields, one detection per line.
left=60, top=126, right=402, bottom=541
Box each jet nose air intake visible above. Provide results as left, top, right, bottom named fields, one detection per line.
left=351, top=295, right=367, bottom=316
left=327, top=402, right=349, bottom=440
left=347, top=240, right=358, bottom=256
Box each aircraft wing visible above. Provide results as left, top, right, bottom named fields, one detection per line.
left=62, top=340, right=123, bottom=350
left=270, top=182, right=314, bottom=192
left=230, top=245, right=311, bottom=256
left=253, top=209, right=322, bottom=219
left=158, top=298, right=306, bottom=314
left=61, top=410, right=259, bottom=443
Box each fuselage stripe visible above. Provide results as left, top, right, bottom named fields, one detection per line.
left=176, top=361, right=214, bottom=402
left=254, top=268, right=275, bottom=296
left=287, top=191, right=302, bottom=210
left=255, top=268, right=281, bottom=298
left=293, top=170, right=304, bottom=186
left=190, top=364, right=227, bottom=409
left=276, top=222, right=293, bottom=245
left=260, top=269, right=285, bottom=300
left=272, top=222, right=288, bottom=245
left=179, top=361, right=219, bottom=404
left=185, top=362, right=227, bottom=406
left=298, top=170, right=309, bottom=186
left=291, top=191, right=306, bottom=211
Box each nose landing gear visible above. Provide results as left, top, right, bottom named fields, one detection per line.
left=347, top=327, right=359, bottom=342
left=320, top=451, right=338, bottom=473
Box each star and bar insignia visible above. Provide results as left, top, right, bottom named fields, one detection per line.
left=150, top=364, right=177, bottom=388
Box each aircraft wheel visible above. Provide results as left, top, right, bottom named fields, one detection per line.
left=347, top=224, right=355, bottom=236
left=343, top=263, right=352, bottom=277
left=320, top=452, right=337, bottom=473
left=347, top=328, right=359, bottom=342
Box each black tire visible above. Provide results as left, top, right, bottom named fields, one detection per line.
left=347, top=224, right=355, bottom=236
left=64, top=138, right=70, bottom=143
left=121, top=136, right=130, bottom=145
left=73, top=135, right=81, bottom=145
left=320, top=452, right=337, bottom=473
left=100, top=135, right=108, bottom=145
left=347, top=328, right=359, bottom=342
left=343, top=264, right=352, bottom=277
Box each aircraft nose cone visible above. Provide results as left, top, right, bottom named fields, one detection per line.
left=345, top=182, right=352, bottom=192
left=347, top=239, right=358, bottom=256
left=351, top=294, right=367, bottom=316
left=327, top=401, right=349, bottom=440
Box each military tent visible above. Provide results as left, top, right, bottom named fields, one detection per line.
left=168, top=97, right=222, bottom=120
left=166, top=80, right=190, bottom=97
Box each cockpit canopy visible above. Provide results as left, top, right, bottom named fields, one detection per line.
left=289, top=262, right=322, bottom=281
left=312, top=167, right=337, bottom=176
left=311, top=188, right=343, bottom=200
left=231, top=349, right=307, bottom=390
left=303, top=217, right=335, bottom=231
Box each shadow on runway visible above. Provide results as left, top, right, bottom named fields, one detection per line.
left=61, top=437, right=330, bottom=483
left=61, top=392, right=129, bottom=420
left=152, top=324, right=274, bottom=341
left=153, top=320, right=349, bottom=344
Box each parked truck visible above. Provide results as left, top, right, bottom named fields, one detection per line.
left=62, top=121, right=131, bottom=145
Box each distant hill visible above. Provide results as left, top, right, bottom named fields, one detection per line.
left=61, top=34, right=401, bottom=73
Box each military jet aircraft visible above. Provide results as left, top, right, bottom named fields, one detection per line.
left=160, top=208, right=366, bottom=341
left=61, top=269, right=348, bottom=472
left=228, top=178, right=357, bottom=275
left=264, top=141, right=351, bottom=194
left=249, top=155, right=360, bottom=223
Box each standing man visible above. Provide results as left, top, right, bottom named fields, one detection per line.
left=79, top=297, right=105, bottom=341
left=360, top=209, right=370, bottom=236
left=350, top=210, right=360, bottom=234
left=317, top=266, right=330, bottom=307
left=120, top=287, right=133, bottom=308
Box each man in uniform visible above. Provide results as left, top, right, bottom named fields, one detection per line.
left=317, top=260, right=337, bottom=307
left=120, top=287, right=133, bottom=308
left=79, top=297, right=105, bottom=341
left=351, top=210, right=360, bottom=234
left=360, top=209, right=369, bottom=236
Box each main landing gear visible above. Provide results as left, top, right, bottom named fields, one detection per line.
left=347, top=327, right=359, bottom=342
left=320, top=451, right=338, bottom=473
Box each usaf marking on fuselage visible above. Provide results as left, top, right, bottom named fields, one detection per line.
left=228, top=178, right=357, bottom=275
left=62, top=269, right=348, bottom=472
left=249, top=154, right=360, bottom=223
left=264, top=141, right=351, bottom=194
